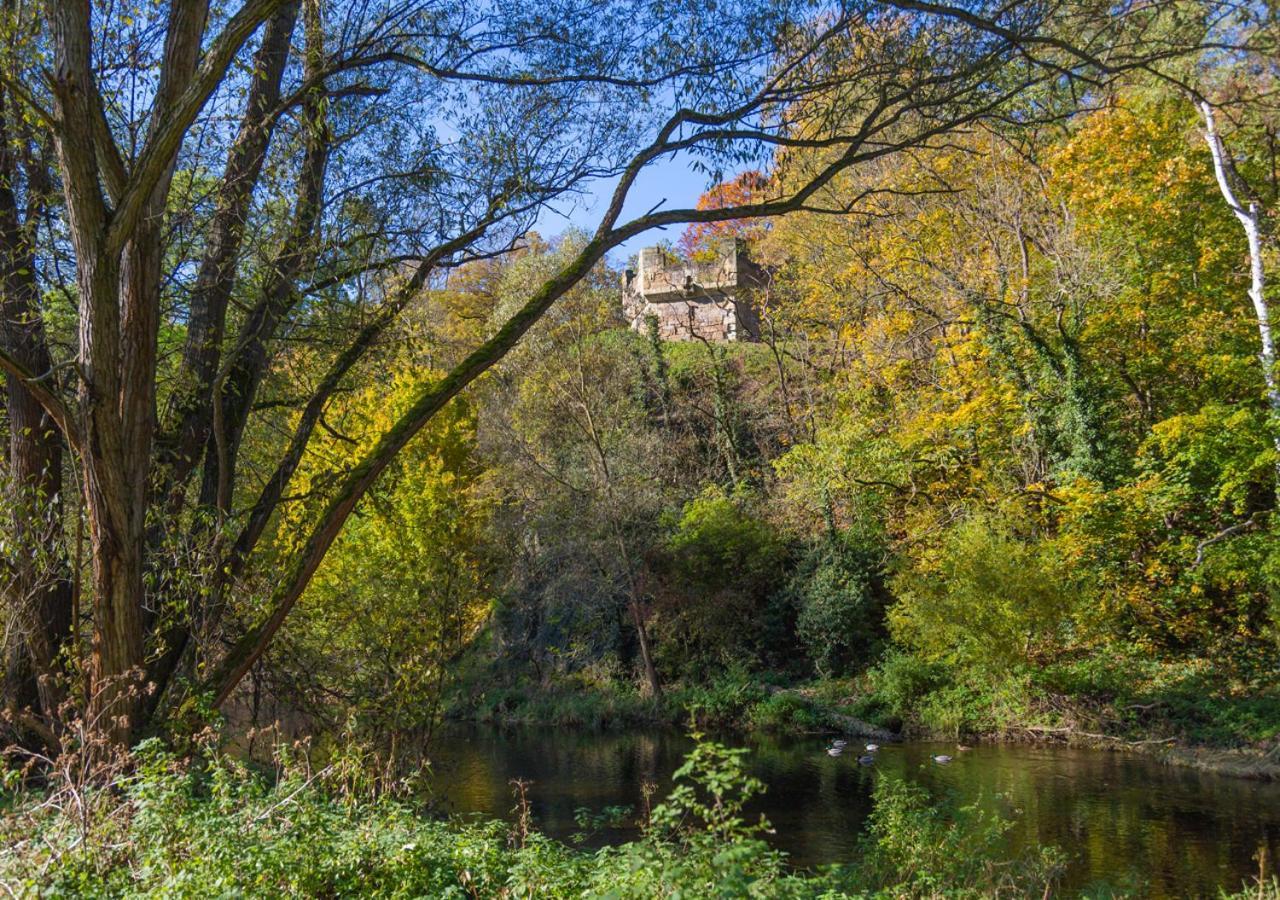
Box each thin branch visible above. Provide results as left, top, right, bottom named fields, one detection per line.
left=105, top=0, right=288, bottom=259
left=1193, top=512, right=1264, bottom=567
left=0, top=346, right=82, bottom=451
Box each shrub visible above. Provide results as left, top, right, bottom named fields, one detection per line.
left=584, top=737, right=828, bottom=898
left=866, top=649, right=949, bottom=723
left=853, top=776, right=1066, bottom=897
left=745, top=692, right=827, bottom=733
left=652, top=487, right=789, bottom=676
left=788, top=536, right=886, bottom=677
left=675, top=669, right=770, bottom=730
left=0, top=736, right=1102, bottom=899
left=889, top=513, right=1080, bottom=672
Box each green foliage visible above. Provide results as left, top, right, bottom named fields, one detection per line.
left=664, top=487, right=786, bottom=594
left=6, top=745, right=589, bottom=898
left=4, top=736, right=1114, bottom=899
left=653, top=487, right=789, bottom=675
left=788, top=536, right=886, bottom=677
left=890, top=513, right=1081, bottom=672
left=586, top=737, right=814, bottom=899
left=268, top=374, right=491, bottom=758
left=855, top=646, right=1280, bottom=747
left=443, top=663, right=852, bottom=737
left=853, top=777, right=1066, bottom=897
left=744, top=691, right=828, bottom=733
left=430, top=92, right=1280, bottom=768
left=865, top=651, right=949, bottom=723
left=675, top=669, right=773, bottom=730
left=482, top=239, right=667, bottom=689
left=1033, top=653, right=1280, bottom=747
left=456, top=679, right=662, bottom=730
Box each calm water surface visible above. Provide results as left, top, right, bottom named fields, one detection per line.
left=427, top=726, right=1280, bottom=897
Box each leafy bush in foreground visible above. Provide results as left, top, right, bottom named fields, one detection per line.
left=21, top=734, right=1271, bottom=899
left=0, top=733, right=1079, bottom=899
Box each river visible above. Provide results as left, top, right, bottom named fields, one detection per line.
left=426, top=725, right=1280, bottom=897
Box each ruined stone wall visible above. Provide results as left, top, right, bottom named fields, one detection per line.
left=621, top=240, right=764, bottom=342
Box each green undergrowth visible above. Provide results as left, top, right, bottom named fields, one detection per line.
left=447, top=647, right=1280, bottom=765
left=6, top=734, right=1276, bottom=897
left=445, top=669, right=841, bottom=735
left=1, top=736, right=1071, bottom=899
left=848, top=650, right=1280, bottom=755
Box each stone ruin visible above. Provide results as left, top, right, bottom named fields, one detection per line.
left=621, top=239, right=765, bottom=342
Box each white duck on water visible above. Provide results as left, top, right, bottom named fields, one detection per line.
left=931, top=754, right=953, bottom=764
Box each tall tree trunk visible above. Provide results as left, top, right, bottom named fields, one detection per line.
left=0, top=84, right=72, bottom=726
left=627, top=595, right=662, bottom=699
left=157, top=2, right=299, bottom=494
left=53, top=0, right=212, bottom=744
left=100, top=0, right=208, bottom=743
left=200, top=59, right=330, bottom=513
left=1201, top=101, right=1279, bottom=481
left=146, top=7, right=326, bottom=709
left=38, top=0, right=291, bottom=745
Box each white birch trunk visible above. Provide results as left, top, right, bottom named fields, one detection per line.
left=1200, top=101, right=1280, bottom=469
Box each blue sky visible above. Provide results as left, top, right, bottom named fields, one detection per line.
left=535, top=154, right=724, bottom=264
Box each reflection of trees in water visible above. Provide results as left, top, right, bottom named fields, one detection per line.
left=427, top=727, right=1280, bottom=896
left=892, top=746, right=1279, bottom=898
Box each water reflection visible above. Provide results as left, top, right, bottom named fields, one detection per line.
left=426, top=726, right=1280, bottom=897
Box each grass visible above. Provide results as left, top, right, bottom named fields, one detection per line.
left=445, top=670, right=846, bottom=736
left=445, top=646, right=1280, bottom=779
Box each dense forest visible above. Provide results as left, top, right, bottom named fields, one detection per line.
left=1, top=0, right=1279, bottom=895
left=267, top=80, right=1280, bottom=768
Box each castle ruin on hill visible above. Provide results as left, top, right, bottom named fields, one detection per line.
left=621, top=239, right=765, bottom=342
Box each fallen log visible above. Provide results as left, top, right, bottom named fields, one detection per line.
left=828, top=711, right=900, bottom=742
left=761, top=685, right=899, bottom=741
left=1023, top=724, right=1177, bottom=746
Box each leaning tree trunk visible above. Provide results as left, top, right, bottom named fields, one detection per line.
left=627, top=595, right=663, bottom=700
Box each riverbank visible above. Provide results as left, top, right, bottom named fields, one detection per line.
left=5, top=737, right=1278, bottom=898
left=2, top=737, right=1071, bottom=898
left=424, top=722, right=1280, bottom=892
left=443, top=653, right=1280, bottom=781
left=990, top=725, right=1280, bottom=781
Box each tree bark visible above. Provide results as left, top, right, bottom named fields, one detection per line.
left=1201, top=100, right=1280, bottom=480
left=45, top=0, right=138, bottom=741
left=200, top=58, right=330, bottom=514
left=158, top=3, right=300, bottom=494
left=0, top=84, right=72, bottom=726
left=628, top=597, right=662, bottom=699
left=144, top=6, right=326, bottom=707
